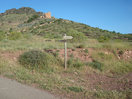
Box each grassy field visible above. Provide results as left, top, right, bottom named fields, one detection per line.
left=0, top=36, right=132, bottom=99
left=0, top=35, right=131, bottom=50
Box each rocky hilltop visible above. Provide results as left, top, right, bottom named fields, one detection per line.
left=0, top=7, right=51, bottom=18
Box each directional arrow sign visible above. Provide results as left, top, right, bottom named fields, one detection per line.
left=63, top=34, right=73, bottom=70
left=63, top=36, right=73, bottom=40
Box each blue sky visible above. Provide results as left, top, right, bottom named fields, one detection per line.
left=0, top=0, right=132, bottom=33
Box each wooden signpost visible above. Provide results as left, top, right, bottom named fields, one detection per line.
left=63, top=34, right=73, bottom=69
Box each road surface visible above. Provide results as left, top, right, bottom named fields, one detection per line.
left=0, top=77, right=59, bottom=99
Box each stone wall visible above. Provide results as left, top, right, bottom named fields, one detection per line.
left=41, top=12, right=51, bottom=18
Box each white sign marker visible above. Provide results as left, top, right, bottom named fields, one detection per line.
left=63, top=34, right=73, bottom=69
left=63, top=35, right=73, bottom=40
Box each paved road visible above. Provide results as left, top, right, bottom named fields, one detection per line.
left=0, top=77, right=58, bottom=99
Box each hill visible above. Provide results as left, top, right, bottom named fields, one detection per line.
left=0, top=7, right=131, bottom=41
left=0, top=7, right=132, bottom=99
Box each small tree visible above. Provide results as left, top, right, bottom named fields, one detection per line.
left=97, top=36, right=109, bottom=42
left=67, top=29, right=86, bottom=42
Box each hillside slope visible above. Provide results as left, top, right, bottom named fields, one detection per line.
left=0, top=7, right=131, bottom=40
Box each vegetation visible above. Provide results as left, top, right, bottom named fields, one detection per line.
left=8, top=31, right=23, bottom=40
left=87, top=89, right=132, bottom=99
left=88, top=60, right=104, bottom=71
left=84, top=49, right=89, bottom=53
left=67, top=86, right=84, bottom=92
left=67, top=58, right=84, bottom=68
left=66, top=29, right=86, bottom=42
left=0, top=7, right=132, bottom=99
left=0, top=7, right=132, bottom=41
left=0, top=30, right=6, bottom=40
left=76, top=44, right=85, bottom=48
left=97, top=36, right=109, bottom=42
left=27, top=14, right=39, bottom=23
left=19, top=50, right=52, bottom=68
left=4, top=7, right=39, bottom=15
left=0, top=36, right=131, bottom=99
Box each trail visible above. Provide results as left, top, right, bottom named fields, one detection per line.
left=0, top=77, right=58, bottom=99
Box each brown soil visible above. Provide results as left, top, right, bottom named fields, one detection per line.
left=45, top=48, right=93, bottom=62
left=1, top=49, right=131, bottom=63
left=61, top=69, right=132, bottom=92
left=118, top=50, right=132, bottom=60
left=83, top=72, right=132, bottom=91
left=0, top=48, right=93, bottom=63
left=122, top=50, right=132, bottom=60
left=0, top=51, right=23, bottom=62
left=58, top=69, right=132, bottom=99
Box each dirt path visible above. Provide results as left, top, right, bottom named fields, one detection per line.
left=0, top=77, right=59, bottom=99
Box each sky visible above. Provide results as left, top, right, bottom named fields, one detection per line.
left=0, top=0, right=132, bottom=34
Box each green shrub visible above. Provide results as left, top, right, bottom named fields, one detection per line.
left=67, top=58, right=84, bottom=69
left=118, top=50, right=124, bottom=55
left=112, top=49, right=117, bottom=56
left=84, top=49, right=89, bottom=53
left=8, top=32, right=22, bottom=40
left=97, top=52, right=113, bottom=60
left=0, top=30, right=6, bottom=41
left=67, top=86, right=84, bottom=92
left=98, top=36, right=109, bottom=42
left=76, top=44, right=85, bottom=48
left=27, top=14, right=39, bottom=23
left=102, top=44, right=112, bottom=50
left=44, top=33, right=61, bottom=39
left=67, top=29, right=86, bottom=42
left=74, top=59, right=84, bottom=68
left=52, top=52, right=59, bottom=57
left=19, top=50, right=56, bottom=69
left=89, top=60, right=104, bottom=71
left=92, top=90, right=130, bottom=99
left=98, top=52, right=105, bottom=56
left=111, top=60, right=132, bottom=74
left=67, top=58, right=74, bottom=67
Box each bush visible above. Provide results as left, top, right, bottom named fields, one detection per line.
left=67, top=86, right=83, bottom=92
left=27, top=14, right=39, bottom=23
left=44, top=33, right=61, bottom=39
left=89, top=60, right=104, bottom=71
left=118, top=50, right=124, bottom=55
left=112, top=50, right=117, bottom=57
left=67, top=58, right=84, bottom=69
left=98, top=36, right=109, bottom=42
left=76, top=44, right=85, bottom=48
left=8, top=32, right=22, bottom=40
left=84, top=49, right=89, bottom=53
left=111, top=60, right=132, bottom=74
left=0, top=30, right=6, bottom=41
left=92, top=90, right=131, bottom=99
left=67, top=29, right=86, bottom=42
left=19, top=50, right=56, bottom=69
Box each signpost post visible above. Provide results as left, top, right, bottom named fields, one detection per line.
left=63, top=34, right=73, bottom=69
